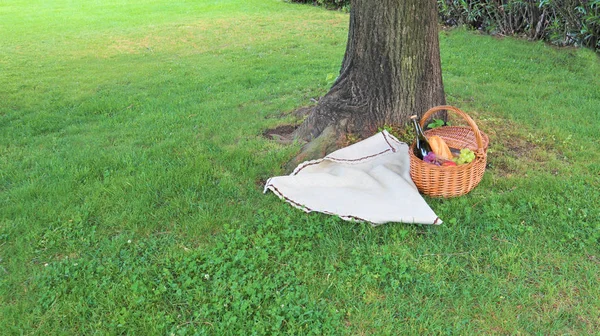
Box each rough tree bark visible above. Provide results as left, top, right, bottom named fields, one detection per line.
left=289, top=0, right=446, bottom=168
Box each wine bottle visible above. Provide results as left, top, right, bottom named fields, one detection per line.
left=410, top=115, right=433, bottom=160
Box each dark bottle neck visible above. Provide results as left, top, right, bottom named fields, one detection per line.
left=411, top=118, right=425, bottom=137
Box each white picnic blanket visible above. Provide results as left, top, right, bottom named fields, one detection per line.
left=264, top=130, right=441, bottom=226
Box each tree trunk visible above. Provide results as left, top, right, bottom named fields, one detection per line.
left=290, top=0, right=445, bottom=168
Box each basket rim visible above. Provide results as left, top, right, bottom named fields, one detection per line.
left=409, top=142, right=485, bottom=170
left=423, top=126, right=490, bottom=152
left=419, top=105, right=486, bottom=154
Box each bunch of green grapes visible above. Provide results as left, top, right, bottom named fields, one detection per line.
left=453, top=148, right=475, bottom=165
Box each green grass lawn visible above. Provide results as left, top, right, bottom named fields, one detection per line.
left=1, top=0, right=599, bottom=334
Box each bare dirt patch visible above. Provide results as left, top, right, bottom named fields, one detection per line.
left=262, top=124, right=300, bottom=147
left=263, top=124, right=297, bottom=139
left=261, top=106, right=314, bottom=143
left=460, top=109, right=566, bottom=177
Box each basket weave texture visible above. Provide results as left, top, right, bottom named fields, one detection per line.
left=409, top=105, right=489, bottom=198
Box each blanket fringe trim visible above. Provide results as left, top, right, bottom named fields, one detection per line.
left=263, top=179, right=372, bottom=224
left=264, top=180, right=440, bottom=226
left=292, top=132, right=400, bottom=176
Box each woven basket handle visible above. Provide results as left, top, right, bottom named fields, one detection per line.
left=420, top=105, right=485, bottom=153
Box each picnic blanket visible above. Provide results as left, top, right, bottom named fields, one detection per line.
left=264, top=130, right=441, bottom=226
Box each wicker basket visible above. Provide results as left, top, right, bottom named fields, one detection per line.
left=409, top=105, right=489, bottom=198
